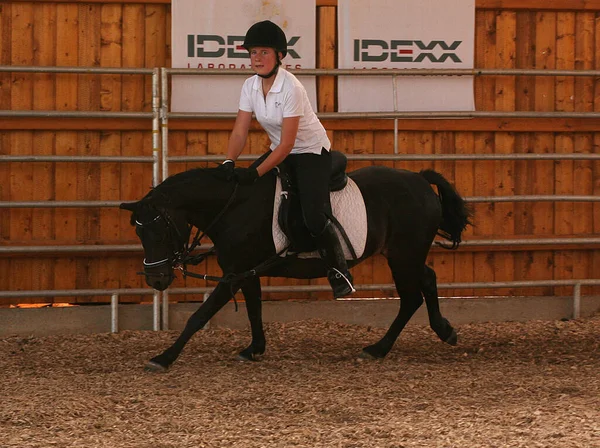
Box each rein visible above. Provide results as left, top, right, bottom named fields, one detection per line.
left=179, top=246, right=293, bottom=284
left=178, top=183, right=240, bottom=265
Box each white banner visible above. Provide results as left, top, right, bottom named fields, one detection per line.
left=338, top=0, right=475, bottom=112
left=171, top=0, right=316, bottom=113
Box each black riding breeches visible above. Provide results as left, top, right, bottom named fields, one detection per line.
left=253, top=148, right=332, bottom=236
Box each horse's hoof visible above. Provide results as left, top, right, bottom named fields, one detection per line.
left=358, top=350, right=379, bottom=360
left=445, top=329, right=458, bottom=346
left=236, top=352, right=263, bottom=362
left=144, top=360, right=168, bottom=373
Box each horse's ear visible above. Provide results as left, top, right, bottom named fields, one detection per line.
left=120, top=201, right=138, bottom=212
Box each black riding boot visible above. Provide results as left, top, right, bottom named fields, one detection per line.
left=316, top=220, right=356, bottom=298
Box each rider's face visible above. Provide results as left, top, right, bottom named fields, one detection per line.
left=249, top=47, right=279, bottom=76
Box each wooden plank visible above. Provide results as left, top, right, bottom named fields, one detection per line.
left=573, top=12, right=596, bottom=294
left=452, top=132, right=475, bottom=296
left=474, top=10, right=497, bottom=111
left=100, top=3, right=123, bottom=112
left=431, top=132, right=456, bottom=295
left=52, top=133, right=78, bottom=300
left=555, top=12, right=576, bottom=112
left=317, top=5, right=335, bottom=112
left=75, top=132, right=101, bottom=302
left=0, top=132, right=11, bottom=300
left=515, top=11, right=536, bottom=111
left=594, top=16, right=600, bottom=295
left=97, top=131, right=122, bottom=293
left=122, top=4, right=145, bottom=110
left=573, top=134, right=594, bottom=291
left=9, top=4, right=34, bottom=302
left=472, top=10, right=497, bottom=296
left=535, top=11, right=557, bottom=111
left=574, top=12, right=595, bottom=112
left=593, top=134, right=600, bottom=295
left=77, top=3, right=101, bottom=109
left=33, top=3, right=56, bottom=110
left=28, top=0, right=600, bottom=11
left=120, top=3, right=147, bottom=302
left=471, top=132, right=496, bottom=296
left=513, top=12, right=537, bottom=293
left=513, top=133, right=541, bottom=295
left=119, top=131, right=149, bottom=302
left=0, top=3, right=11, bottom=108
left=493, top=12, right=516, bottom=294
left=76, top=3, right=101, bottom=300
left=144, top=3, right=167, bottom=101
left=56, top=3, right=79, bottom=110
left=534, top=11, right=558, bottom=296
left=97, top=4, right=123, bottom=298
left=9, top=133, right=34, bottom=302
left=11, top=3, right=34, bottom=108
left=53, top=4, right=79, bottom=302
left=32, top=4, right=57, bottom=300
left=553, top=12, right=576, bottom=295
left=30, top=132, right=56, bottom=296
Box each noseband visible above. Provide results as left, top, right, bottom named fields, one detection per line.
left=135, top=210, right=191, bottom=276
left=136, top=184, right=239, bottom=279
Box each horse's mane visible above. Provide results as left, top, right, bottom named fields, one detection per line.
left=146, top=167, right=230, bottom=207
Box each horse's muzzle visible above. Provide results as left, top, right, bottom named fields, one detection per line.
left=143, top=268, right=175, bottom=291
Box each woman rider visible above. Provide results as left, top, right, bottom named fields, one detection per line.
left=221, top=20, right=355, bottom=298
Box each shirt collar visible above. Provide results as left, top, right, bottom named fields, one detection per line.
left=251, top=67, right=286, bottom=92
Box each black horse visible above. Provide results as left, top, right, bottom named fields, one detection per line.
left=120, top=159, right=471, bottom=372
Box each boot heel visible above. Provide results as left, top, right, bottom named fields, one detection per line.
left=327, top=268, right=355, bottom=298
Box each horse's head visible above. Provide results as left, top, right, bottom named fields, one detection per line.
left=120, top=200, right=191, bottom=291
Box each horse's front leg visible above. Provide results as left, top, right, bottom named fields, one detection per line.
left=237, top=276, right=265, bottom=361
left=146, top=282, right=236, bottom=372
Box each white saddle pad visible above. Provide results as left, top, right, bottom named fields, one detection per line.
left=272, top=176, right=368, bottom=260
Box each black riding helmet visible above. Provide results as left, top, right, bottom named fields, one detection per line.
left=242, top=20, right=288, bottom=58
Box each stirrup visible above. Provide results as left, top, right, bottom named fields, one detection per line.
left=327, top=268, right=356, bottom=298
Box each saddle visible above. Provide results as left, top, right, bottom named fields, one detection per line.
left=277, top=151, right=350, bottom=254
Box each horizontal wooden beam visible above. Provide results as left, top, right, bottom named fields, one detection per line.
left=2, top=116, right=600, bottom=132
left=22, top=0, right=600, bottom=10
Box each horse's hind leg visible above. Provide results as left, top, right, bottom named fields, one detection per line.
left=421, top=265, right=457, bottom=346
left=238, top=276, right=266, bottom=361
left=361, top=259, right=424, bottom=359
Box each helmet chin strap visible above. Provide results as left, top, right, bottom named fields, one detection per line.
left=257, top=57, right=281, bottom=79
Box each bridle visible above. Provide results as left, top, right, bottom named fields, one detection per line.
left=134, top=209, right=191, bottom=286
left=135, top=182, right=292, bottom=298
left=135, top=184, right=239, bottom=279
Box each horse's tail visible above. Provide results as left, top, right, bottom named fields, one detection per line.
left=419, top=169, right=473, bottom=250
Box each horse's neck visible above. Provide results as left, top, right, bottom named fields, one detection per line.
left=181, top=185, right=238, bottom=233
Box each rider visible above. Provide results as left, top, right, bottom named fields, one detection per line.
left=221, top=20, right=355, bottom=298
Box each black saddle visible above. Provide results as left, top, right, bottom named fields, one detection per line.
left=277, top=151, right=350, bottom=253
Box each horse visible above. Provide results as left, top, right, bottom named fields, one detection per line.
left=120, top=156, right=472, bottom=372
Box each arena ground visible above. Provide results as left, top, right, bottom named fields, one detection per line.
left=1, top=316, right=598, bottom=447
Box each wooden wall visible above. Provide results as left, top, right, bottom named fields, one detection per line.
left=1, top=0, right=599, bottom=305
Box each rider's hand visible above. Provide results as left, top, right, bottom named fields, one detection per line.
left=234, top=167, right=259, bottom=185
left=217, top=159, right=235, bottom=181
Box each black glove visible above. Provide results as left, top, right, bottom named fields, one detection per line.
left=234, top=167, right=259, bottom=185
left=216, top=159, right=235, bottom=181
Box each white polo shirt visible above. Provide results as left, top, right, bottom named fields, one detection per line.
left=238, top=68, right=331, bottom=155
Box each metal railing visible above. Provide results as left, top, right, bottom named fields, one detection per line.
left=1, top=65, right=600, bottom=331
left=0, top=66, right=161, bottom=189
left=2, top=279, right=598, bottom=333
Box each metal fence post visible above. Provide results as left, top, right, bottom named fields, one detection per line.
left=573, top=283, right=581, bottom=319
left=111, top=293, right=119, bottom=333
